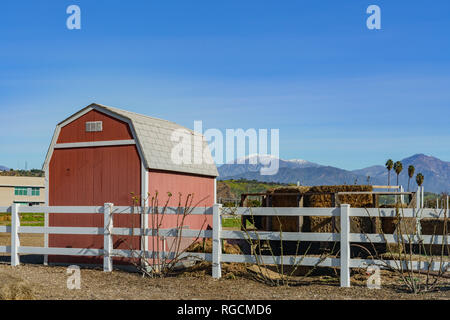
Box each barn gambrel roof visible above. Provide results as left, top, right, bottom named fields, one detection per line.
left=43, top=103, right=219, bottom=177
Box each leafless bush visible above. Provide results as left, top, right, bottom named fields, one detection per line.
left=362, top=203, right=449, bottom=293
left=113, top=191, right=208, bottom=278
left=223, top=207, right=336, bottom=286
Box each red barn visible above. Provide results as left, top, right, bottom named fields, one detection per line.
left=43, top=103, right=218, bottom=265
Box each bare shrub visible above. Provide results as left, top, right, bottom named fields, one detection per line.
left=113, top=192, right=209, bottom=278
left=362, top=203, right=449, bottom=293
left=222, top=206, right=336, bottom=286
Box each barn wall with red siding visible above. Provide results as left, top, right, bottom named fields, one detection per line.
left=57, top=110, right=133, bottom=144
left=49, top=146, right=141, bottom=264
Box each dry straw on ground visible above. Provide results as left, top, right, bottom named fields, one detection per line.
left=0, top=272, right=34, bottom=300
left=186, top=238, right=241, bottom=255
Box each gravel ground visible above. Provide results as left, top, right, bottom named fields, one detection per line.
left=0, top=262, right=448, bottom=300
left=0, top=233, right=448, bottom=300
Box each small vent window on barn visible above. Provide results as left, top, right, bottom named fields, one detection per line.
left=85, top=121, right=103, bottom=132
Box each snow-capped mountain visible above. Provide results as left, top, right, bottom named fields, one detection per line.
left=218, top=154, right=322, bottom=178
left=218, top=154, right=450, bottom=193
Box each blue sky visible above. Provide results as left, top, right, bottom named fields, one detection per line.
left=1, top=0, right=449, bottom=170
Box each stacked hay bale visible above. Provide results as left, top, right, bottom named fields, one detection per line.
left=267, top=186, right=310, bottom=232
left=267, top=185, right=385, bottom=257
left=303, top=185, right=378, bottom=234
left=266, top=185, right=379, bottom=234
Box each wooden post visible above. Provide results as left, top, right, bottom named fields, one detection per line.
left=415, top=188, right=422, bottom=236
left=340, top=204, right=351, bottom=287
left=11, top=203, right=20, bottom=267
left=103, top=203, right=114, bottom=272
left=416, top=187, right=421, bottom=209
left=400, top=186, right=404, bottom=205
left=421, top=186, right=424, bottom=208
left=212, top=204, right=222, bottom=279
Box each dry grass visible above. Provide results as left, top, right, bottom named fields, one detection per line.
left=186, top=239, right=241, bottom=255
left=0, top=272, right=34, bottom=300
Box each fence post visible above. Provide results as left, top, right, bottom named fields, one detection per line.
left=103, top=203, right=114, bottom=272
left=400, top=186, right=404, bottom=205
left=43, top=209, right=49, bottom=266
left=212, top=204, right=222, bottom=279
left=421, top=186, right=424, bottom=208
left=11, top=203, right=20, bottom=267
left=415, top=187, right=422, bottom=237
left=340, top=204, right=350, bottom=287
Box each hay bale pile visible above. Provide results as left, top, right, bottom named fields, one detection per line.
left=304, top=185, right=377, bottom=234
left=267, top=185, right=379, bottom=234
left=304, top=185, right=373, bottom=208
left=267, top=187, right=310, bottom=232
left=268, top=186, right=311, bottom=207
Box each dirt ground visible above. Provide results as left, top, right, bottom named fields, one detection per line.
left=0, top=262, right=448, bottom=300
left=0, top=230, right=448, bottom=300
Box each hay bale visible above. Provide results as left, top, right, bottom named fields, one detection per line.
left=304, top=185, right=376, bottom=234
left=267, top=187, right=311, bottom=232
left=186, top=239, right=241, bottom=255
left=304, top=185, right=373, bottom=208
left=265, top=185, right=380, bottom=233
left=0, top=273, right=34, bottom=300
left=268, top=186, right=311, bottom=207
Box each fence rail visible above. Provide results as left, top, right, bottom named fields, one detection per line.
left=0, top=198, right=448, bottom=287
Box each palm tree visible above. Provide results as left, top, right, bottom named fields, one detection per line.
left=385, top=159, right=394, bottom=186
left=394, top=161, right=403, bottom=187
left=416, top=173, right=424, bottom=187
left=407, top=165, right=415, bottom=191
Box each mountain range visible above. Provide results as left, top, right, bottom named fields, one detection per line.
left=218, top=154, right=450, bottom=193
left=0, top=165, right=9, bottom=171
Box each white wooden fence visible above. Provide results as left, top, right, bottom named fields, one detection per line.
left=0, top=197, right=448, bottom=288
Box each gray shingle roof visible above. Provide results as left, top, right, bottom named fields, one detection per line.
left=95, top=104, right=218, bottom=177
